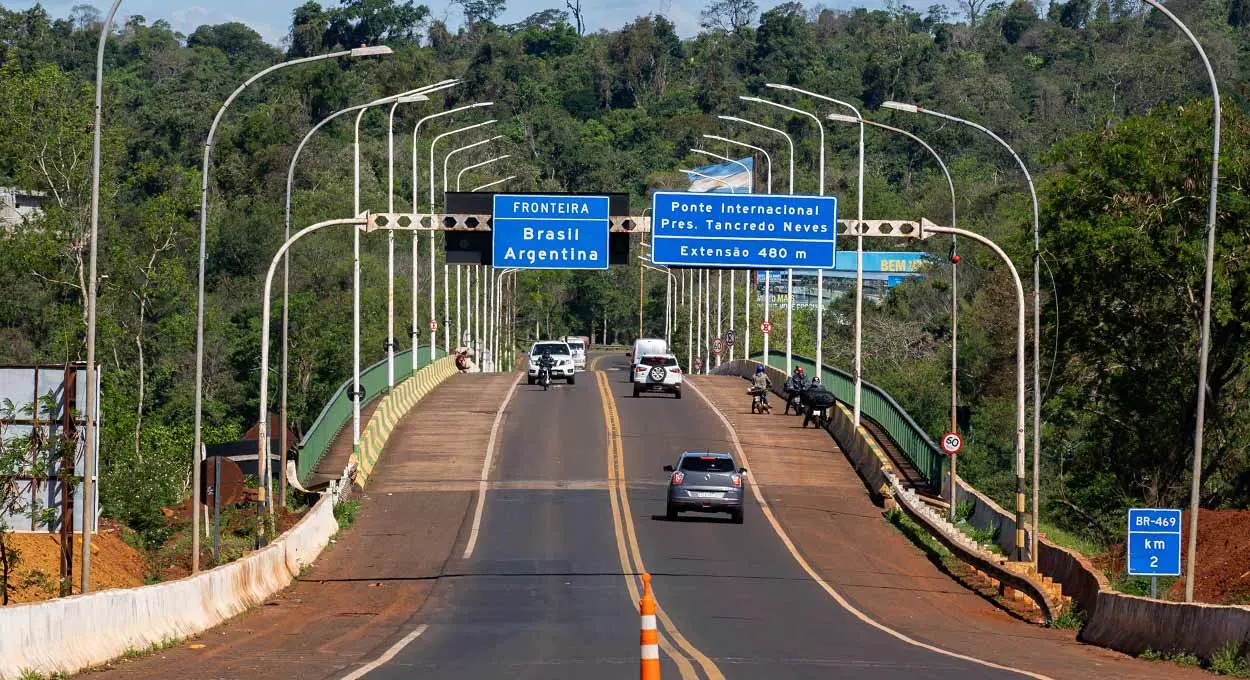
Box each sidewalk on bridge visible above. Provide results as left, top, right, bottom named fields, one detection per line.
left=90, top=372, right=520, bottom=680
left=688, top=374, right=1206, bottom=680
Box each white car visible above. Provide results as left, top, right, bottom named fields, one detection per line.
left=632, top=353, right=682, bottom=398
left=565, top=337, right=587, bottom=370
left=528, top=340, right=576, bottom=385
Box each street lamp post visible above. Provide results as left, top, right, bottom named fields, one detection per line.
left=829, top=112, right=959, bottom=517
left=740, top=96, right=826, bottom=374
left=193, top=45, right=392, bottom=570
left=259, top=219, right=368, bottom=509
left=412, top=101, right=494, bottom=361
left=689, top=148, right=754, bottom=370
left=280, top=84, right=442, bottom=510
left=328, top=90, right=434, bottom=517
left=388, top=96, right=431, bottom=398
left=1138, top=0, right=1221, bottom=604
left=430, top=118, right=496, bottom=352
left=442, top=134, right=503, bottom=359
left=83, top=0, right=124, bottom=593
left=767, top=84, right=864, bottom=423
left=923, top=222, right=1028, bottom=562
left=717, top=115, right=793, bottom=367
left=883, top=99, right=1041, bottom=562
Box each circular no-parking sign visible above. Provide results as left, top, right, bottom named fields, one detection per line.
left=428, top=319, right=439, bottom=332
left=712, top=338, right=724, bottom=356
left=941, top=432, right=962, bottom=455
left=760, top=321, right=773, bottom=334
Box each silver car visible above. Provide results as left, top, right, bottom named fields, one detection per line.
left=664, top=452, right=746, bottom=523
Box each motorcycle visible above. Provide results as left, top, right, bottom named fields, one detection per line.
left=748, top=385, right=771, bottom=414
left=538, top=363, right=553, bottom=391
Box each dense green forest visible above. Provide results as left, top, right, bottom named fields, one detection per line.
left=0, top=0, right=1246, bottom=552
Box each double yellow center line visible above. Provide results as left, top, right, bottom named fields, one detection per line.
left=595, top=370, right=725, bottom=680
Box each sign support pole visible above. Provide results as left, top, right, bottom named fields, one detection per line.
left=786, top=269, right=793, bottom=374
left=762, top=272, right=770, bottom=365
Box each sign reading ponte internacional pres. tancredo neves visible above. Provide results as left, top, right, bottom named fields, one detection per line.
left=492, top=194, right=610, bottom=270
left=650, top=191, right=837, bottom=269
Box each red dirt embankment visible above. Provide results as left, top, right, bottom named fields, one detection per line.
left=3, top=521, right=147, bottom=604
left=1094, top=508, right=1250, bottom=604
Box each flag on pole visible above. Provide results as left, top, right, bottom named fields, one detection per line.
left=685, top=157, right=753, bottom=193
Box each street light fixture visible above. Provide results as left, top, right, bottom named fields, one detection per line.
left=457, top=155, right=511, bottom=191
left=192, top=44, right=393, bottom=573
left=882, top=99, right=1042, bottom=563
left=444, top=136, right=504, bottom=195
left=718, top=115, right=794, bottom=194
left=471, top=175, right=516, bottom=192
left=703, top=134, right=771, bottom=194
left=829, top=112, right=961, bottom=517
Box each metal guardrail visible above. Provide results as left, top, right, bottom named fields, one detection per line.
left=752, top=351, right=946, bottom=490
left=296, top=346, right=443, bottom=484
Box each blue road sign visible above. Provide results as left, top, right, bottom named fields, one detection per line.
left=1127, top=508, right=1182, bottom=577
left=650, top=191, right=837, bottom=269
left=493, top=194, right=610, bottom=270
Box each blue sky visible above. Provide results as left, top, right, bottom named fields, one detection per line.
left=7, top=0, right=897, bottom=46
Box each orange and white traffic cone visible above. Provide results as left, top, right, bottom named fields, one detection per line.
left=640, top=572, right=660, bottom=680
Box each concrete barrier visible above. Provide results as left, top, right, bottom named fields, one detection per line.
left=0, top=494, right=337, bottom=679
left=1082, top=590, right=1250, bottom=659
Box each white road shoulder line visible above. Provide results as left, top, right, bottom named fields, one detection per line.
left=684, top=378, right=1054, bottom=680
left=462, top=372, right=524, bottom=559
left=338, top=624, right=429, bottom=680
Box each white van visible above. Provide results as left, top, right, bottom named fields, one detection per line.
left=564, top=337, right=587, bottom=370
left=630, top=338, right=668, bottom=382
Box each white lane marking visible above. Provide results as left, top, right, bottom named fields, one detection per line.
left=684, top=379, right=1054, bottom=680
left=338, top=624, right=429, bottom=680
left=462, top=372, right=524, bottom=559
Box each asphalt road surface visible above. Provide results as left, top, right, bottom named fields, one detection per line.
left=365, top=353, right=1019, bottom=679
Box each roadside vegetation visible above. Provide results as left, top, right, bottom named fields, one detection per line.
left=1, top=0, right=1248, bottom=600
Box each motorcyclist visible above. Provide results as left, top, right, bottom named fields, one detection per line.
left=783, top=366, right=808, bottom=415
left=750, top=365, right=773, bottom=409
left=537, top=349, right=555, bottom=382
left=803, top=376, right=835, bottom=428
left=455, top=350, right=470, bottom=373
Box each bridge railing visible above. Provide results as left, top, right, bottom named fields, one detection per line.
left=752, top=351, right=946, bottom=491
left=296, top=346, right=443, bottom=483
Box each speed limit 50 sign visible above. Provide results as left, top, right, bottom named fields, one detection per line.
left=941, top=432, right=962, bottom=455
